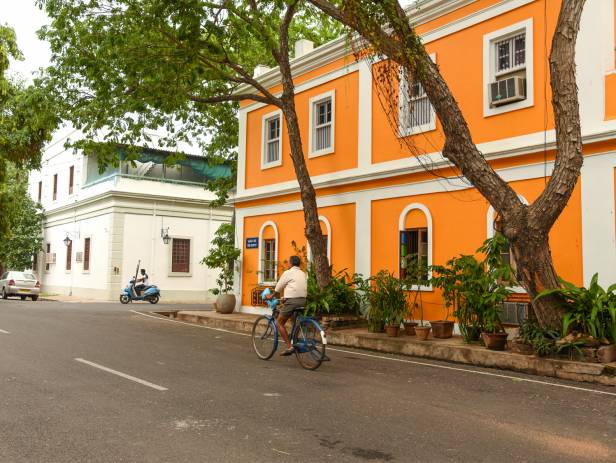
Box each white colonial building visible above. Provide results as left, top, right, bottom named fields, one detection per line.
left=28, top=143, right=233, bottom=302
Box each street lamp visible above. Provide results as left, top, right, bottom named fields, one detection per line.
left=63, top=235, right=72, bottom=247
left=161, top=227, right=171, bottom=244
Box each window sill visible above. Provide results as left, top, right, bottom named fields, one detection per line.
left=398, top=122, right=437, bottom=138
left=261, top=160, right=282, bottom=170
left=308, top=147, right=334, bottom=159
left=403, top=285, right=433, bottom=292
left=168, top=272, right=192, bottom=277
left=484, top=96, right=533, bottom=118
left=494, top=66, right=526, bottom=79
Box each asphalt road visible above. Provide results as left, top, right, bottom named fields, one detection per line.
left=1, top=299, right=616, bottom=463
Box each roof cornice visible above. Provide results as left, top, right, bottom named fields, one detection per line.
left=236, top=0, right=476, bottom=94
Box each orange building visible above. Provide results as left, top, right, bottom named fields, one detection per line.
left=233, top=0, right=616, bottom=322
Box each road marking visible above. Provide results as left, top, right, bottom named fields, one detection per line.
left=0, top=329, right=10, bottom=334
left=129, top=310, right=616, bottom=397
left=74, top=358, right=168, bottom=391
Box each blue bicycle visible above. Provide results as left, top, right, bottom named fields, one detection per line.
left=251, top=289, right=327, bottom=370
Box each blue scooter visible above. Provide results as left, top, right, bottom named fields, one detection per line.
left=120, top=261, right=160, bottom=304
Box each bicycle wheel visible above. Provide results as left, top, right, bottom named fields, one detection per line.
left=293, top=318, right=326, bottom=370
left=252, top=316, right=277, bottom=360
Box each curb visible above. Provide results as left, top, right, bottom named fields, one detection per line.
left=168, top=310, right=616, bottom=388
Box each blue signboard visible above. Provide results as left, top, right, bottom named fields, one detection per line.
left=246, top=237, right=259, bottom=249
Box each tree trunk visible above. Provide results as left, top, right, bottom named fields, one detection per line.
left=283, top=106, right=331, bottom=288
left=509, top=229, right=565, bottom=330
left=275, top=2, right=331, bottom=289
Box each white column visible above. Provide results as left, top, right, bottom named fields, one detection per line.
left=580, top=152, right=616, bottom=286
left=233, top=209, right=246, bottom=311
left=236, top=109, right=248, bottom=196
left=357, top=59, right=372, bottom=170
left=354, top=195, right=372, bottom=278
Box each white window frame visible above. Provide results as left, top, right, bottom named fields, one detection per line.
left=307, top=215, right=332, bottom=263
left=486, top=196, right=529, bottom=293
left=168, top=236, right=193, bottom=277
left=258, top=221, right=279, bottom=285
left=399, top=53, right=437, bottom=136
left=483, top=18, right=534, bottom=117
left=398, top=203, right=433, bottom=291
left=308, top=90, right=335, bottom=158
left=261, top=110, right=283, bottom=169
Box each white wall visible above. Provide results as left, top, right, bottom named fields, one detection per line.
left=39, top=212, right=112, bottom=298
left=121, top=211, right=228, bottom=302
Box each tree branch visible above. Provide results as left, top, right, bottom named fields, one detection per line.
left=529, top=0, right=587, bottom=229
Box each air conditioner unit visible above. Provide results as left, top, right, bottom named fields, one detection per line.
left=45, top=253, right=57, bottom=264
left=499, top=302, right=530, bottom=325
left=489, top=76, right=526, bottom=107
left=76, top=252, right=83, bottom=263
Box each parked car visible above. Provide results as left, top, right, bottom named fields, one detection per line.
left=0, top=271, right=41, bottom=301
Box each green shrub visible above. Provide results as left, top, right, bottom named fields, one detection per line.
left=305, top=267, right=366, bottom=317
left=536, top=274, right=616, bottom=344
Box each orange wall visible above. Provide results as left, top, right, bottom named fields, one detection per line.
left=244, top=72, right=359, bottom=189
left=241, top=203, right=356, bottom=306
left=370, top=177, right=583, bottom=321
left=606, top=73, right=616, bottom=121
left=372, top=1, right=560, bottom=164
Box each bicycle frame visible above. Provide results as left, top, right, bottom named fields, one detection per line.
left=262, top=296, right=322, bottom=354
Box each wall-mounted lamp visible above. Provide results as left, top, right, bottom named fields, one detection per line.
left=63, top=231, right=79, bottom=247
left=161, top=227, right=171, bottom=245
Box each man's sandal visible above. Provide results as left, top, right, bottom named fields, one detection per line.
left=280, top=347, right=295, bottom=356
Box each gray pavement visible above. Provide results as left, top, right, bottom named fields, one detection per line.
left=1, top=299, right=616, bottom=463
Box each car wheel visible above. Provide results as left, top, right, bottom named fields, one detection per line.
left=20, top=296, right=26, bottom=301
left=1, top=288, right=7, bottom=300
left=31, top=296, right=38, bottom=301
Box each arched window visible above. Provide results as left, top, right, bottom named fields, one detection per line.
left=307, top=216, right=332, bottom=263
left=398, top=203, right=432, bottom=287
left=258, top=221, right=278, bottom=284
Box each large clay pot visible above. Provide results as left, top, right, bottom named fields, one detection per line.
left=403, top=321, right=418, bottom=336
left=386, top=325, right=400, bottom=337
left=431, top=320, right=454, bottom=339
left=215, top=293, right=236, bottom=314
left=482, top=332, right=508, bottom=351
left=415, top=325, right=431, bottom=341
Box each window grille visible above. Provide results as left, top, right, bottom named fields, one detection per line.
left=495, top=33, right=525, bottom=73
left=400, top=76, right=433, bottom=132
left=262, top=239, right=276, bottom=282
left=313, top=98, right=332, bottom=152
left=172, top=238, right=191, bottom=273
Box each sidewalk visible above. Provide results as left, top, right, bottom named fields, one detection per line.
left=154, top=309, right=616, bottom=387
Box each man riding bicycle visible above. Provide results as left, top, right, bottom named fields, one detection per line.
left=269, top=255, right=307, bottom=356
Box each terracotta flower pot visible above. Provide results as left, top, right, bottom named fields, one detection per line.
left=482, top=332, right=508, bottom=351
left=431, top=320, right=454, bottom=339
left=386, top=325, right=400, bottom=337
left=403, top=321, right=418, bottom=336
left=463, top=325, right=482, bottom=342
left=415, top=325, right=431, bottom=341
left=215, top=293, right=236, bottom=314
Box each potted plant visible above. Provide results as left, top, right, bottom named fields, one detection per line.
left=414, top=301, right=431, bottom=341
left=202, top=223, right=241, bottom=314
left=400, top=254, right=427, bottom=336
left=368, top=271, right=406, bottom=337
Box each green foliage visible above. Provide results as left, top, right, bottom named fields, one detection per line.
left=536, top=274, right=616, bottom=344
left=0, top=164, right=44, bottom=271
left=305, top=268, right=365, bottom=317
left=38, top=0, right=342, bottom=204
left=0, top=24, right=58, bottom=238
left=368, top=270, right=408, bottom=328
left=518, top=320, right=559, bottom=357
left=431, top=236, right=514, bottom=339
left=201, top=222, right=240, bottom=295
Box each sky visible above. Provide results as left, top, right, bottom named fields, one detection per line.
left=3, top=0, right=51, bottom=81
